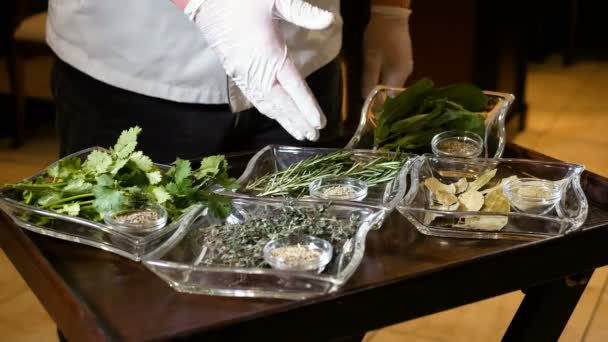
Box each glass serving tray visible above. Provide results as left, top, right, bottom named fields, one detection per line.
left=0, top=148, right=196, bottom=262
left=398, top=155, right=588, bottom=240
left=232, top=145, right=414, bottom=211
left=346, top=85, right=515, bottom=158
left=143, top=195, right=386, bottom=300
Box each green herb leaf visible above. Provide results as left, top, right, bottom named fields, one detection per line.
left=429, top=83, right=489, bottom=112
left=46, top=157, right=82, bottom=180
left=93, top=185, right=126, bottom=214
left=195, top=155, right=227, bottom=180
left=57, top=202, right=80, bottom=217
left=83, top=150, right=112, bottom=175
left=63, top=178, right=94, bottom=194
left=112, top=126, right=141, bottom=160
left=37, top=192, right=63, bottom=206
left=96, top=174, right=114, bottom=187
left=171, top=159, right=192, bottom=184
left=129, top=151, right=154, bottom=172
left=146, top=171, right=162, bottom=185
left=151, top=186, right=172, bottom=204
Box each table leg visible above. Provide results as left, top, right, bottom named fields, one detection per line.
left=503, top=270, right=593, bottom=342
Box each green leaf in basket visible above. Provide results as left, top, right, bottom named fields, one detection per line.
left=429, top=83, right=489, bottom=112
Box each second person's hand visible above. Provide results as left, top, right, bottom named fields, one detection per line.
left=185, top=0, right=334, bottom=141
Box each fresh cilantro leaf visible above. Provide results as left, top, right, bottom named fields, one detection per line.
left=83, top=150, right=112, bottom=175
left=96, top=174, right=114, bottom=188
left=165, top=177, right=194, bottom=197
left=112, top=126, right=141, bottom=160
left=46, top=157, right=82, bottom=179
left=37, top=192, right=62, bottom=206
left=93, top=185, right=126, bottom=214
left=146, top=171, right=162, bottom=185
left=172, top=159, right=192, bottom=184
left=129, top=151, right=154, bottom=172
left=63, top=179, right=93, bottom=194
left=110, top=158, right=129, bottom=175
left=58, top=202, right=80, bottom=216
left=194, top=155, right=226, bottom=180
left=206, top=193, right=233, bottom=219
left=152, top=186, right=172, bottom=204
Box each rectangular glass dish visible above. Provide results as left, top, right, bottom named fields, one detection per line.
left=0, top=148, right=195, bottom=262
left=143, top=195, right=386, bottom=300
left=346, top=85, right=515, bottom=158
left=232, top=145, right=414, bottom=211
left=398, top=155, right=588, bottom=240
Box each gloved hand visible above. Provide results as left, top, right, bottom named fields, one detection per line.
left=361, top=6, right=413, bottom=97
left=182, top=0, right=334, bottom=141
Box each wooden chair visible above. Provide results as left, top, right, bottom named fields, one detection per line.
left=6, top=8, right=49, bottom=148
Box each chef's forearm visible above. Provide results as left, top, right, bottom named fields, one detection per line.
left=371, top=0, right=412, bottom=8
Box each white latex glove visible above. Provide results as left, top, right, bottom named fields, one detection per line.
left=183, top=0, right=334, bottom=141
left=362, top=6, right=413, bottom=97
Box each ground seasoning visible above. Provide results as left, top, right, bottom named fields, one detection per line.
left=115, top=210, right=160, bottom=225
left=437, top=138, right=481, bottom=156
left=319, top=185, right=359, bottom=200
left=270, top=244, right=321, bottom=266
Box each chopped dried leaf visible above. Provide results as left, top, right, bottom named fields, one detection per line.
left=424, top=177, right=455, bottom=195
left=483, top=188, right=510, bottom=213
left=453, top=178, right=468, bottom=194
left=467, top=169, right=497, bottom=192
left=458, top=190, right=484, bottom=211
left=480, top=175, right=518, bottom=195
left=435, top=190, right=458, bottom=206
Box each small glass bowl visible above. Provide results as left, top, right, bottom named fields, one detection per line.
left=263, top=235, right=333, bottom=272
left=104, top=202, right=168, bottom=235
left=431, top=130, right=484, bottom=158
left=503, top=178, right=563, bottom=215
left=309, top=177, right=368, bottom=201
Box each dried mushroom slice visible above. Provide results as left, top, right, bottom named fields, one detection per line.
left=424, top=177, right=456, bottom=195
left=453, top=178, right=468, bottom=194
left=483, top=188, right=510, bottom=213
left=454, top=216, right=508, bottom=231
left=458, top=190, right=484, bottom=212
left=467, top=169, right=497, bottom=192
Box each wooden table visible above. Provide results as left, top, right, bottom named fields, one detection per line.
left=1, top=144, right=608, bottom=342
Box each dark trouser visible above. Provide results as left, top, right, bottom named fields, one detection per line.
left=51, top=57, right=342, bottom=164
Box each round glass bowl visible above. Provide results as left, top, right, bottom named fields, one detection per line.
left=431, top=130, right=484, bottom=158
left=503, top=178, right=563, bottom=215
left=104, top=202, right=168, bottom=234
left=309, top=177, right=368, bottom=201
left=264, top=235, right=333, bottom=272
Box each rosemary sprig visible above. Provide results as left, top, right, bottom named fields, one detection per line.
left=246, top=151, right=404, bottom=197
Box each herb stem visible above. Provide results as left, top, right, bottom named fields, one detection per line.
left=41, top=193, right=94, bottom=209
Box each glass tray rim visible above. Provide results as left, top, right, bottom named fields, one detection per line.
left=398, top=155, right=589, bottom=240
left=345, top=85, right=516, bottom=159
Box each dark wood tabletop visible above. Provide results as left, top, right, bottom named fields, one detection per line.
left=2, top=144, right=608, bottom=342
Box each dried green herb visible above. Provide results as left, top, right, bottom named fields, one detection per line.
left=246, top=151, right=404, bottom=197
left=197, top=205, right=359, bottom=268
